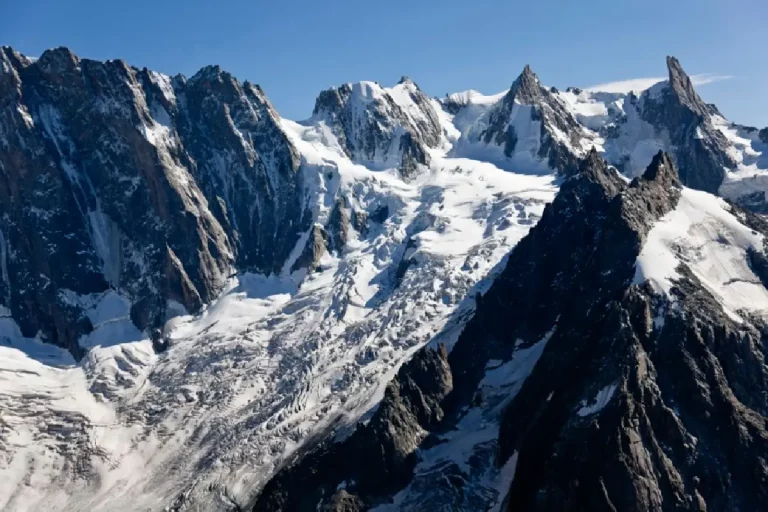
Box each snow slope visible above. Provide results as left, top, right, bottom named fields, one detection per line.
left=634, top=187, right=768, bottom=321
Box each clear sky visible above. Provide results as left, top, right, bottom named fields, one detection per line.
left=2, top=0, right=766, bottom=126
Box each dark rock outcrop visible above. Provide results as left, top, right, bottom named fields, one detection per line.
left=0, top=46, right=309, bottom=356
left=252, top=345, right=452, bottom=511
left=326, top=198, right=350, bottom=253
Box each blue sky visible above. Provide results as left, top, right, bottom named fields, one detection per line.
left=3, top=0, right=766, bottom=126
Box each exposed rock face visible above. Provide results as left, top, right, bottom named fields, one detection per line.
left=254, top=151, right=768, bottom=511
left=312, top=77, right=442, bottom=177
left=637, top=57, right=735, bottom=193
left=477, top=65, right=595, bottom=174
left=0, top=46, right=308, bottom=356
left=326, top=197, right=350, bottom=253
left=608, top=56, right=735, bottom=194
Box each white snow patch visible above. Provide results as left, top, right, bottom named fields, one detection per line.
left=577, top=383, right=617, bottom=417
left=445, top=89, right=507, bottom=106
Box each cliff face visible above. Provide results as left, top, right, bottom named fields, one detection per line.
left=0, top=46, right=308, bottom=356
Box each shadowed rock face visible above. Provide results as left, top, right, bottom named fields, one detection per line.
left=252, top=151, right=768, bottom=511
left=251, top=344, right=453, bottom=511
left=0, top=46, right=308, bottom=357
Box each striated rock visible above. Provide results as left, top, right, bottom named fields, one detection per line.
left=0, top=46, right=309, bottom=356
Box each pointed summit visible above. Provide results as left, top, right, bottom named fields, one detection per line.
left=641, top=150, right=681, bottom=188
left=665, top=56, right=710, bottom=116
left=398, top=75, right=415, bottom=86
left=509, top=64, right=541, bottom=103
left=37, top=46, right=80, bottom=75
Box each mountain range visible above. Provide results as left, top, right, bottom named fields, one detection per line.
left=1, top=46, right=767, bottom=511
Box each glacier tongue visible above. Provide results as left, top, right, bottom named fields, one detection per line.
left=0, top=86, right=556, bottom=510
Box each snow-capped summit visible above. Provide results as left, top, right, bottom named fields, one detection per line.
left=554, top=56, right=767, bottom=208
left=447, top=64, right=598, bottom=174
left=310, top=77, right=443, bottom=177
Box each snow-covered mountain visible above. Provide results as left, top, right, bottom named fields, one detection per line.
left=0, top=46, right=767, bottom=512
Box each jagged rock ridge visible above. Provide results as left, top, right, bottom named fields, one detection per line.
left=629, top=56, right=736, bottom=193
left=0, top=46, right=308, bottom=356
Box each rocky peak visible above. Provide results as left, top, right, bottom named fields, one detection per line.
left=36, top=46, right=80, bottom=72
left=508, top=64, right=541, bottom=104
left=558, top=148, right=627, bottom=205
left=476, top=65, right=596, bottom=175
left=640, top=149, right=681, bottom=187
left=0, top=46, right=29, bottom=75
left=665, top=55, right=711, bottom=117
left=310, top=78, right=441, bottom=178
left=634, top=56, right=735, bottom=194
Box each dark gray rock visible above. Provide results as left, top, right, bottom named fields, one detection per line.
left=0, top=46, right=309, bottom=357
left=635, top=56, right=735, bottom=193
left=291, top=225, right=328, bottom=273
left=350, top=208, right=368, bottom=236
left=368, top=205, right=389, bottom=224
left=326, top=198, right=350, bottom=253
